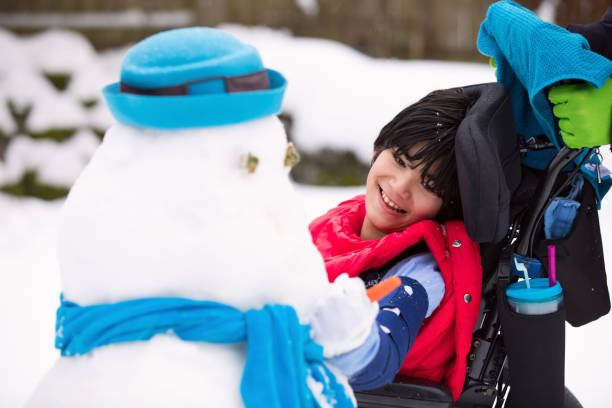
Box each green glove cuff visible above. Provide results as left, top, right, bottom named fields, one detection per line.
left=593, top=78, right=612, bottom=145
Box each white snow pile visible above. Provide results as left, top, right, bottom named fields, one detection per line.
left=24, top=116, right=356, bottom=407
left=0, top=28, right=117, bottom=191
left=24, top=29, right=98, bottom=75
left=56, top=119, right=329, bottom=310
left=26, top=95, right=89, bottom=133
left=0, top=29, right=30, bottom=73
left=0, top=69, right=58, bottom=113
left=0, top=195, right=63, bottom=408
left=0, top=129, right=100, bottom=186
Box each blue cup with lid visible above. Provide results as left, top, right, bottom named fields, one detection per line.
left=506, top=278, right=563, bottom=315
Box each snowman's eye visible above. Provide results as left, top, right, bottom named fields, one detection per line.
left=243, top=153, right=259, bottom=173
left=284, top=143, right=300, bottom=167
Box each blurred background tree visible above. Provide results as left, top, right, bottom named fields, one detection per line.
left=1, top=0, right=608, bottom=59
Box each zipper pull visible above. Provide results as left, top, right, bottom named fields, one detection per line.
left=595, top=148, right=602, bottom=184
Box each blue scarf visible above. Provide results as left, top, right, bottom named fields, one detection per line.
left=478, top=1, right=612, bottom=202
left=56, top=296, right=354, bottom=408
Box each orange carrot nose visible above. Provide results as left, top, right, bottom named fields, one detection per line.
left=366, top=276, right=402, bottom=302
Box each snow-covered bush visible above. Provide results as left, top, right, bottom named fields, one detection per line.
left=0, top=28, right=117, bottom=199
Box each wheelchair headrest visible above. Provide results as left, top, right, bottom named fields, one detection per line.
left=455, top=82, right=521, bottom=243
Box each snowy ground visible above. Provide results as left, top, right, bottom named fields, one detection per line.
left=1, top=183, right=612, bottom=407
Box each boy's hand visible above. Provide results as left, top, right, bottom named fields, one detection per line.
left=309, top=274, right=378, bottom=358
left=548, top=78, right=612, bottom=148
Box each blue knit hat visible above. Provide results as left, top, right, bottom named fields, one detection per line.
left=102, top=27, right=287, bottom=129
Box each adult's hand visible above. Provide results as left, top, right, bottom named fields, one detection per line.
left=548, top=78, right=612, bottom=148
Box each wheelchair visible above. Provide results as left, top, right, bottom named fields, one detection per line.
left=354, top=82, right=610, bottom=408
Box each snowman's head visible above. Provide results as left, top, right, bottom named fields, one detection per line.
left=56, top=28, right=328, bottom=312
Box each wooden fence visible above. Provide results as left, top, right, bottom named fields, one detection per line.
left=1, top=0, right=609, bottom=60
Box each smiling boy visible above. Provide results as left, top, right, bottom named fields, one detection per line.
left=309, top=88, right=483, bottom=400
left=361, top=148, right=443, bottom=240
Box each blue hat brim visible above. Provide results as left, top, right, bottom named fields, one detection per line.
left=102, top=69, right=287, bottom=129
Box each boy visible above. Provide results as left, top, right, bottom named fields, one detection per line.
left=309, top=88, right=483, bottom=401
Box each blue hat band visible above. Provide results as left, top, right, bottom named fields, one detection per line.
left=103, top=68, right=287, bottom=129
left=119, top=70, right=271, bottom=97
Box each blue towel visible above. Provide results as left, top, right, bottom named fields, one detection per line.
left=56, top=296, right=354, bottom=408
left=478, top=0, right=612, bottom=202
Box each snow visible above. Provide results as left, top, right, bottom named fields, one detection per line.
left=27, top=335, right=248, bottom=408
left=0, top=69, right=59, bottom=112
left=0, top=129, right=100, bottom=186
left=56, top=118, right=330, bottom=312
left=26, top=95, right=88, bottom=132
left=24, top=113, right=360, bottom=406
left=0, top=195, right=62, bottom=408
left=67, top=63, right=115, bottom=102
left=24, top=30, right=98, bottom=74
left=295, top=0, right=320, bottom=16
left=0, top=28, right=30, bottom=73
left=0, top=24, right=611, bottom=408
left=85, top=102, right=115, bottom=130
left=535, top=0, right=560, bottom=24
left=0, top=29, right=118, bottom=136
left=220, top=24, right=495, bottom=163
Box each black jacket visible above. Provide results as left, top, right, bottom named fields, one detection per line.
left=567, top=7, right=612, bottom=60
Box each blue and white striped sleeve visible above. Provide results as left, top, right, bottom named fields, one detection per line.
left=382, top=252, right=445, bottom=318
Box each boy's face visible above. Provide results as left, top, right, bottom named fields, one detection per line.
left=361, top=148, right=443, bottom=240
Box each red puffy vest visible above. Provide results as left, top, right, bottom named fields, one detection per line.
left=309, top=195, right=482, bottom=401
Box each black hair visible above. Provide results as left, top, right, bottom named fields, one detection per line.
left=373, top=88, right=474, bottom=222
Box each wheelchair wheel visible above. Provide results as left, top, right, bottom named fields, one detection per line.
left=563, top=387, right=583, bottom=408
left=502, top=386, right=583, bottom=408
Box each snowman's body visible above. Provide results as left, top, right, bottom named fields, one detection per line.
left=27, top=117, right=336, bottom=407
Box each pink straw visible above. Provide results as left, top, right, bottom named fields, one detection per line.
left=548, top=245, right=557, bottom=287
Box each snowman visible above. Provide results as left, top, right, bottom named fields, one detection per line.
left=26, top=27, right=378, bottom=407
